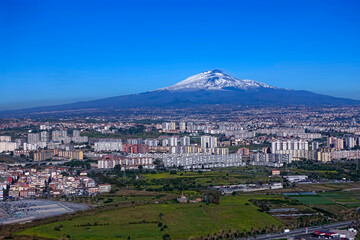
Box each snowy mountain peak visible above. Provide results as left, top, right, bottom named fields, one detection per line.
left=209, top=69, right=224, bottom=74
left=159, top=69, right=275, bottom=91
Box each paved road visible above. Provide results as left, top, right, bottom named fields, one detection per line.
left=238, top=221, right=352, bottom=240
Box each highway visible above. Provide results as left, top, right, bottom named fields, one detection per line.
left=238, top=221, right=352, bottom=240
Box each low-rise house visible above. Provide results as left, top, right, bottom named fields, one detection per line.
left=177, top=193, right=188, bottom=203
left=99, top=184, right=111, bottom=193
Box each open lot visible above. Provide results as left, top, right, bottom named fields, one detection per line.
left=0, top=200, right=89, bottom=225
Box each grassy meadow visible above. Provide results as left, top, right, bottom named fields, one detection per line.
left=18, top=195, right=282, bottom=240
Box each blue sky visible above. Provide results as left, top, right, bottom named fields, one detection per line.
left=1, top=0, right=359, bottom=110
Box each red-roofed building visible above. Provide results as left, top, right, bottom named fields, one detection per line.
left=313, top=230, right=337, bottom=237
left=271, top=169, right=280, bottom=176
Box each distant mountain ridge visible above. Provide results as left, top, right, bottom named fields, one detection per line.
left=1, top=69, right=359, bottom=116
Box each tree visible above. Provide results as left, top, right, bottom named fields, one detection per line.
left=213, top=194, right=220, bottom=204
left=162, top=233, right=171, bottom=240
left=153, top=159, right=163, bottom=170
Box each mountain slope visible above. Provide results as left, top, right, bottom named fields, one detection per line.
left=1, top=70, right=359, bottom=115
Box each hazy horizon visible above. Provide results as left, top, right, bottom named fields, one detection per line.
left=1, top=68, right=360, bottom=111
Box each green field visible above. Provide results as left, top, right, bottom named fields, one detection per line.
left=101, top=196, right=155, bottom=205
left=286, top=191, right=360, bottom=218
left=142, top=171, right=220, bottom=180
left=140, top=170, right=281, bottom=190
left=319, top=191, right=360, bottom=204
left=314, top=204, right=348, bottom=215
left=289, top=195, right=334, bottom=205
left=18, top=196, right=282, bottom=240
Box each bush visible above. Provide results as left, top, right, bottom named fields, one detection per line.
left=104, top=198, right=113, bottom=204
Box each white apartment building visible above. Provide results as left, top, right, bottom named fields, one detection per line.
left=179, top=121, right=186, bottom=131
left=250, top=152, right=292, bottom=166
left=345, top=137, right=355, bottom=149
left=40, top=131, right=49, bottom=142
left=162, top=122, right=176, bottom=131
left=201, top=136, right=217, bottom=149
left=0, top=136, right=11, bottom=142
left=94, top=141, right=122, bottom=152
left=162, top=137, right=178, bottom=147
left=169, top=137, right=178, bottom=147
left=163, top=153, right=244, bottom=169
left=180, top=136, right=191, bottom=146
left=144, top=139, right=159, bottom=147
left=52, top=130, right=69, bottom=142
left=0, top=142, right=17, bottom=152
left=71, top=130, right=88, bottom=143
left=98, top=154, right=153, bottom=169
left=271, top=140, right=308, bottom=153
left=28, top=133, right=40, bottom=143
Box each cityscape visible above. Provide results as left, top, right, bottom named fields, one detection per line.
left=1, top=0, right=360, bottom=240
left=1, top=92, right=360, bottom=240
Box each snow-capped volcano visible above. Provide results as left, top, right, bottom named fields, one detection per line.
left=159, top=69, right=275, bottom=91
left=2, top=69, right=358, bottom=117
